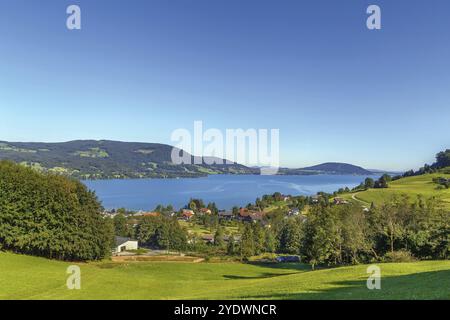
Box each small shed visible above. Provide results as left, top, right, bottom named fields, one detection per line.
left=114, top=236, right=138, bottom=254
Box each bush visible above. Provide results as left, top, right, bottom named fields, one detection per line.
left=384, top=250, right=416, bottom=263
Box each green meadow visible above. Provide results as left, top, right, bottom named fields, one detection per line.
left=1, top=252, right=448, bottom=300
left=352, top=173, right=450, bottom=209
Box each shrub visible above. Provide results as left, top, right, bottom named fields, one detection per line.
left=384, top=250, right=416, bottom=263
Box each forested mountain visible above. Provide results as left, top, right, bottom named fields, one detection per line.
left=300, top=162, right=373, bottom=175
left=0, top=140, right=256, bottom=179
left=0, top=140, right=376, bottom=179
left=278, top=162, right=374, bottom=175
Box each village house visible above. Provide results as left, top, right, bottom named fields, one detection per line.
left=198, top=208, right=212, bottom=215
left=133, top=210, right=148, bottom=217
left=102, top=210, right=115, bottom=217
left=182, top=209, right=195, bottom=220
left=238, top=208, right=252, bottom=221
left=113, top=236, right=138, bottom=254
left=334, top=197, right=349, bottom=205
left=201, top=234, right=214, bottom=244
left=238, top=209, right=266, bottom=223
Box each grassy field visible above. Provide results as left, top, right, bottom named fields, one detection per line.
left=349, top=173, right=450, bottom=209
left=179, top=220, right=239, bottom=236
left=0, top=252, right=448, bottom=300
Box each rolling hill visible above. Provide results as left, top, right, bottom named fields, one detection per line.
left=350, top=171, right=450, bottom=210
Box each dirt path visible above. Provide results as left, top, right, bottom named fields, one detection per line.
left=351, top=193, right=370, bottom=206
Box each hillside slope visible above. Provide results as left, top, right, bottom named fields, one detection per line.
left=0, top=252, right=448, bottom=300
left=352, top=172, right=450, bottom=209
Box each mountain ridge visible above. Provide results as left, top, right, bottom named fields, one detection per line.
left=0, top=140, right=375, bottom=179
left=300, top=162, right=373, bottom=175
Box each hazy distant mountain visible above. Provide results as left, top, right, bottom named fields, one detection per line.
left=277, top=162, right=374, bottom=175
left=368, top=169, right=404, bottom=175
left=0, top=140, right=256, bottom=179
left=300, top=162, right=373, bottom=175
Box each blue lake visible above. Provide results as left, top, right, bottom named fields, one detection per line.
left=84, top=174, right=379, bottom=211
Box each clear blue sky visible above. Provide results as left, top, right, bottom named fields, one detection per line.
left=0, top=0, right=449, bottom=171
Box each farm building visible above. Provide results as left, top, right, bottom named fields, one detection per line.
left=199, top=208, right=212, bottom=215
left=114, top=236, right=138, bottom=254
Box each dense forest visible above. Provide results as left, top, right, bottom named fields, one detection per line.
left=0, top=161, right=114, bottom=260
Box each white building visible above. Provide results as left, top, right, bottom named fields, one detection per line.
left=114, top=236, right=138, bottom=254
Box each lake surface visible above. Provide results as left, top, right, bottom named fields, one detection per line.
left=84, top=174, right=379, bottom=211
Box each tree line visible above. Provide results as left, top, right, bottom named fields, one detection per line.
left=401, top=149, right=450, bottom=178
left=236, top=196, right=448, bottom=267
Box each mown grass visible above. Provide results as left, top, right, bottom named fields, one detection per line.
left=0, top=252, right=448, bottom=300
left=352, top=173, right=450, bottom=209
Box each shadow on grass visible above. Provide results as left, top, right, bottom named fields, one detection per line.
left=239, top=269, right=450, bottom=300
left=222, top=262, right=311, bottom=280
left=246, top=262, right=312, bottom=271
left=223, top=272, right=300, bottom=280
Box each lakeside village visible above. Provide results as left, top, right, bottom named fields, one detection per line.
left=102, top=163, right=449, bottom=265
left=104, top=188, right=361, bottom=262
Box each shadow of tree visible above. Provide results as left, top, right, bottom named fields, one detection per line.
left=240, top=269, right=450, bottom=300
left=246, top=262, right=313, bottom=271
left=223, top=272, right=300, bottom=280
